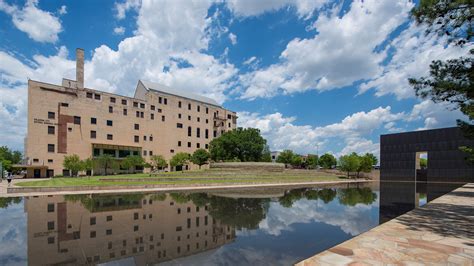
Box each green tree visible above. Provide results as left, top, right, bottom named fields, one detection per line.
left=306, top=154, right=318, bottom=169
left=63, top=154, right=83, bottom=177
left=170, top=152, right=190, bottom=171
left=121, top=155, right=145, bottom=173
left=420, top=158, right=428, bottom=168
left=149, top=155, right=167, bottom=171
left=82, top=157, right=95, bottom=176
left=191, top=149, right=210, bottom=169
left=291, top=154, right=303, bottom=168
left=276, top=150, right=294, bottom=168
left=318, top=188, right=337, bottom=203
left=410, top=0, right=473, bottom=162
left=319, top=153, right=337, bottom=169
left=95, top=154, right=115, bottom=176
left=339, top=153, right=361, bottom=178
left=260, top=145, right=272, bottom=162
left=338, top=187, right=378, bottom=206
left=209, top=128, right=268, bottom=162
left=357, top=153, right=377, bottom=178
left=0, top=146, right=22, bottom=164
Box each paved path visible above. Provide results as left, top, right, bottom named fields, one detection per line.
left=0, top=179, right=372, bottom=197
left=297, top=183, right=474, bottom=265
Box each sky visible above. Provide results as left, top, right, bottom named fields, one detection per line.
left=0, top=0, right=470, bottom=158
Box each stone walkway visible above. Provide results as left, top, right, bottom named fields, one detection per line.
left=296, top=183, right=474, bottom=266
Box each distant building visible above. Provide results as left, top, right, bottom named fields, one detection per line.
left=270, top=151, right=281, bottom=163
left=23, top=49, right=237, bottom=177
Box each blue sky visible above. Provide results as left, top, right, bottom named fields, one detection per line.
left=0, top=0, right=470, bottom=158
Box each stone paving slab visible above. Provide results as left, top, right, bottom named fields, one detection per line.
left=296, top=183, right=474, bottom=266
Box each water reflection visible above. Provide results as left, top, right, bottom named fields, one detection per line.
left=0, top=184, right=379, bottom=265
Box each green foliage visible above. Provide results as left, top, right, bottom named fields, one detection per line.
left=191, top=149, right=210, bottom=169
left=339, top=153, right=361, bottom=178
left=410, top=1, right=473, bottom=162
left=318, top=189, right=337, bottom=203
left=63, top=154, right=83, bottom=176
left=94, top=154, right=116, bottom=176
left=358, top=153, right=376, bottom=175
left=149, top=155, right=167, bottom=170
left=0, top=197, right=21, bottom=209
left=209, top=128, right=268, bottom=162
left=82, top=158, right=94, bottom=172
left=306, top=154, right=318, bottom=169
left=291, top=154, right=303, bottom=168
left=170, top=192, right=190, bottom=204
left=304, top=189, right=319, bottom=200
left=170, top=152, right=190, bottom=170
left=420, top=158, right=428, bottom=168
left=0, top=146, right=22, bottom=171
left=0, top=159, right=12, bottom=173
left=121, top=156, right=145, bottom=173
left=276, top=150, right=294, bottom=167
left=319, top=153, right=337, bottom=169
left=260, top=145, right=272, bottom=162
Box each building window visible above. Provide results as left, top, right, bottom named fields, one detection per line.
left=90, top=217, right=96, bottom=225
left=107, top=134, right=113, bottom=140
left=143, top=135, right=147, bottom=141
left=48, top=126, right=55, bottom=135
left=107, top=120, right=113, bottom=126
left=122, top=99, right=127, bottom=105
left=47, top=203, right=55, bottom=212
left=106, top=215, right=112, bottom=221
left=86, top=92, right=93, bottom=98
left=106, top=229, right=112, bottom=235
left=47, top=221, right=54, bottom=230
left=178, top=113, right=182, bottom=119
left=170, top=149, right=174, bottom=153
left=140, top=112, right=144, bottom=118
left=197, top=117, right=200, bottom=122
left=123, top=108, right=127, bottom=116
left=94, top=94, right=101, bottom=100
left=162, top=115, right=165, bottom=122
left=73, top=116, right=81, bottom=125
left=188, top=103, right=191, bottom=110
left=206, top=119, right=209, bottom=124
left=229, top=122, right=231, bottom=127
left=176, top=226, right=182, bottom=232
left=188, top=115, right=191, bottom=121
left=151, top=113, right=154, bottom=120
left=196, top=128, right=200, bottom=138
left=48, top=237, right=55, bottom=244
left=178, top=141, right=181, bottom=147
left=206, top=107, right=209, bottom=114
left=197, top=143, right=200, bottom=148
left=151, top=105, right=155, bottom=110
left=205, top=144, right=209, bottom=149
left=187, top=142, right=191, bottom=148
left=149, top=151, right=153, bottom=156
left=91, top=117, right=97, bottom=124
left=143, top=150, right=147, bottom=156
left=136, top=111, right=140, bottom=118
left=134, top=136, right=139, bottom=143
left=48, top=159, right=53, bottom=163
left=134, top=225, right=139, bottom=231
left=47, top=144, right=55, bottom=153
left=177, top=123, right=183, bottom=128
left=33, top=158, right=39, bottom=163
left=214, top=130, right=217, bottom=137
left=188, top=127, right=192, bottom=137
left=110, top=97, right=116, bottom=103
left=205, top=129, right=209, bottom=139
left=134, top=124, right=139, bottom=130
left=90, top=231, right=96, bottom=238
left=150, top=136, right=153, bottom=141
left=159, top=97, right=162, bottom=104
left=197, top=106, right=200, bottom=112
left=133, top=102, right=138, bottom=108
left=109, top=106, right=113, bottom=113
left=164, top=98, right=167, bottom=105
left=178, top=101, right=182, bottom=108
left=157, top=108, right=162, bottom=113
left=61, top=102, right=69, bottom=107
left=134, top=213, right=139, bottom=220
left=140, top=103, right=145, bottom=109
left=48, top=112, right=55, bottom=119
left=90, top=131, right=96, bottom=139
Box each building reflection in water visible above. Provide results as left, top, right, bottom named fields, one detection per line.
left=25, top=193, right=236, bottom=265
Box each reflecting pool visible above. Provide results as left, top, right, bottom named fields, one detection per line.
left=0, top=183, right=381, bottom=265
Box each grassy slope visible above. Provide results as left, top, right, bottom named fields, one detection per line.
left=17, top=170, right=347, bottom=187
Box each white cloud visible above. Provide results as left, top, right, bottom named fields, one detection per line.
left=239, top=0, right=413, bottom=100
left=238, top=106, right=405, bottom=157
left=114, top=0, right=141, bottom=20
left=113, top=26, right=125, bottom=35
left=407, top=100, right=468, bottom=130
left=229, top=32, right=237, bottom=45
left=0, top=0, right=63, bottom=43
left=58, top=5, right=67, bottom=15
left=359, top=23, right=472, bottom=99
left=226, top=0, right=328, bottom=19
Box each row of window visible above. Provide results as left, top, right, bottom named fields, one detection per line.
left=177, top=141, right=208, bottom=149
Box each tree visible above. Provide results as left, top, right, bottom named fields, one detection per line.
left=260, top=145, right=272, bottom=162
left=276, top=150, right=294, bottom=168
left=339, top=153, right=360, bottom=178
left=291, top=154, right=303, bottom=168
left=319, top=153, right=337, bottom=169
left=149, top=155, right=167, bottom=171
left=209, top=128, right=268, bottom=162
left=410, top=0, right=473, bottom=162
left=0, top=146, right=21, bottom=171
left=121, top=155, right=145, bottom=173
left=95, top=154, right=115, bottom=176
left=63, top=154, right=83, bottom=177
left=191, top=149, right=210, bottom=169
left=306, top=154, right=318, bottom=169
left=170, top=152, right=190, bottom=171
left=82, top=157, right=95, bottom=176
left=357, top=153, right=375, bottom=178
left=420, top=158, right=428, bottom=168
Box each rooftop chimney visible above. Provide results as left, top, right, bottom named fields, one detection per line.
left=76, top=48, right=84, bottom=89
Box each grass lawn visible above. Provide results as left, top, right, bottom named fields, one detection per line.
left=16, top=169, right=349, bottom=187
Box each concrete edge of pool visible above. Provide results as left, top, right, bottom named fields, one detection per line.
left=1, top=179, right=374, bottom=197
left=296, top=183, right=474, bottom=265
